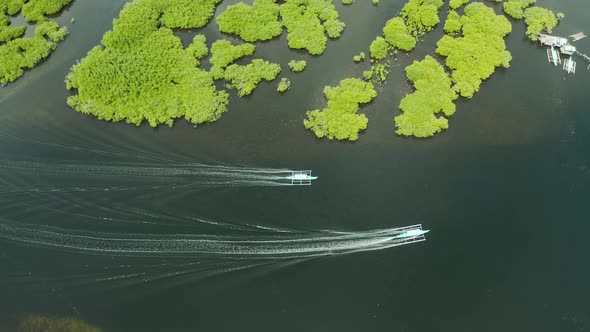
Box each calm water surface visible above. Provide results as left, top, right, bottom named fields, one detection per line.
left=0, top=0, right=589, bottom=331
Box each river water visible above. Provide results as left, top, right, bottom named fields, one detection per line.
left=0, top=0, right=589, bottom=331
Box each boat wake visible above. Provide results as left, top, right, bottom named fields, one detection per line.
left=0, top=160, right=304, bottom=197
left=0, top=220, right=425, bottom=292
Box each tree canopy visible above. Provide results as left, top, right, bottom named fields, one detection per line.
left=209, top=39, right=256, bottom=79
left=523, top=6, right=559, bottom=40
left=401, top=0, right=444, bottom=36
left=288, top=60, right=306, bottom=72
left=382, top=17, right=416, bottom=51
left=436, top=2, right=512, bottom=98
left=224, top=59, right=281, bottom=96
left=0, top=0, right=69, bottom=86
left=0, top=0, right=25, bottom=16
left=277, top=77, right=291, bottom=92
left=279, top=0, right=344, bottom=55
left=216, top=0, right=282, bottom=42
left=369, top=36, right=389, bottom=60
left=443, top=10, right=461, bottom=35
left=65, top=0, right=229, bottom=127
left=449, top=0, right=469, bottom=10
left=502, top=0, right=536, bottom=19
left=395, top=56, right=457, bottom=137
left=22, top=0, right=72, bottom=22
left=153, top=0, right=221, bottom=28
left=304, top=78, right=376, bottom=141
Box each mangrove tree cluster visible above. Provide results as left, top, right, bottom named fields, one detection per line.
left=224, top=59, right=281, bottom=96
left=280, top=0, right=345, bottom=55
left=22, top=0, right=73, bottom=22
left=65, top=0, right=229, bottom=127
left=0, top=0, right=70, bottom=86
left=209, top=39, right=256, bottom=79
left=277, top=77, right=291, bottom=92
left=215, top=0, right=346, bottom=54
left=503, top=0, right=536, bottom=19
left=304, top=78, right=376, bottom=141
left=502, top=0, right=563, bottom=40
left=395, top=56, right=457, bottom=137
left=208, top=39, right=281, bottom=95
left=400, top=0, right=444, bottom=36
left=288, top=60, right=306, bottom=72
left=216, top=0, right=282, bottom=42
left=363, top=0, right=444, bottom=83
left=523, top=6, right=561, bottom=40
left=436, top=2, right=512, bottom=99
left=155, top=0, right=221, bottom=28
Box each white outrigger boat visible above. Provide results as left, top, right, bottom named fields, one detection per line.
left=286, top=170, right=318, bottom=185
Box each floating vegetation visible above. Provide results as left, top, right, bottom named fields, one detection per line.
left=209, top=39, right=256, bottom=79
left=18, top=314, right=102, bottom=332
left=395, top=56, right=457, bottom=137
left=65, top=0, right=229, bottom=127
left=0, top=0, right=69, bottom=86
left=288, top=59, right=306, bottom=72
left=304, top=78, right=376, bottom=141
left=277, top=77, right=291, bottom=92
left=436, top=2, right=512, bottom=99
left=279, top=0, right=344, bottom=55
left=216, top=0, right=282, bottom=42
left=224, top=59, right=281, bottom=96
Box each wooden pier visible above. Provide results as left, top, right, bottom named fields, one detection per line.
left=538, top=33, right=590, bottom=72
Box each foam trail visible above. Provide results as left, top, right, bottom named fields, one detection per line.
left=0, top=221, right=426, bottom=293
left=0, top=223, right=408, bottom=259
left=0, top=160, right=298, bottom=195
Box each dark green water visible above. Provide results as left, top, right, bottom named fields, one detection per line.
left=1, top=0, right=590, bottom=331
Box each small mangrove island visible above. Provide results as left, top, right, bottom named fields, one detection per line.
left=0, top=0, right=70, bottom=85
left=1, top=0, right=569, bottom=140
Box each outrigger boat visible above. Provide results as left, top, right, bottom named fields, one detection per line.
left=394, top=229, right=430, bottom=239
left=286, top=170, right=317, bottom=185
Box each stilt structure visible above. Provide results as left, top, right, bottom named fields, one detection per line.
left=538, top=33, right=590, bottom=73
